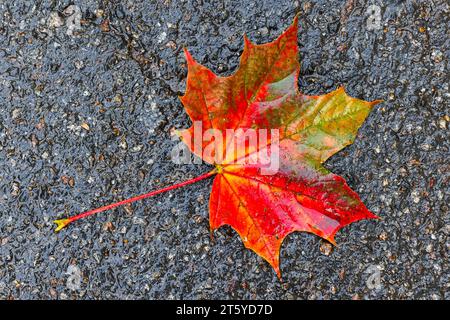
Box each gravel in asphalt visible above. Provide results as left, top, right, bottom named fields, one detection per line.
left=0, top=0, right=448, bottom=299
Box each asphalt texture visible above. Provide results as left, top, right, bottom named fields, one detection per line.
left=0, top=0, right=448, bottom=300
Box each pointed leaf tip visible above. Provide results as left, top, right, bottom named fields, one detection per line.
left=274, top=262, right=282, bottom=279
left=54, top=218, right=71, bottom=232
left=183, top=47, right=194, bottom=64
left=292, top=13, right=299, bottom=27
left=371, top=99, right=384, bottom=106
left=243, top=33, right=253, bottom=48
left=328, top=236, right=337, bottom=246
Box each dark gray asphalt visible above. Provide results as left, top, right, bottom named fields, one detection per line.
left=0, top=0, right=448, bottom=299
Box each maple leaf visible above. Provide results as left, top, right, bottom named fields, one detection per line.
left=54, top=16, right=381, bottom=278
left=177, top=16, right=381, bottom=277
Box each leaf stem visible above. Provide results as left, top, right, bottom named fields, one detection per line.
left=54, top=169, right=217, bottom=232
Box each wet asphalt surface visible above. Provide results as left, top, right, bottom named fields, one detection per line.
left=0, top=0, right=448, bottom=300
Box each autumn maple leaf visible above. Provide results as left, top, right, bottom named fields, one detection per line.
left=177, top=16, right=381, bottom=276
left=54, top=16, right=381, bottom=278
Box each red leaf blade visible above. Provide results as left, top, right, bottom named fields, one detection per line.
left=180, top=16, right=380, bottom=276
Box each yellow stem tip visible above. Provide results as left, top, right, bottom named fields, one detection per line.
left=54, top=218, right=71, bottom=232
